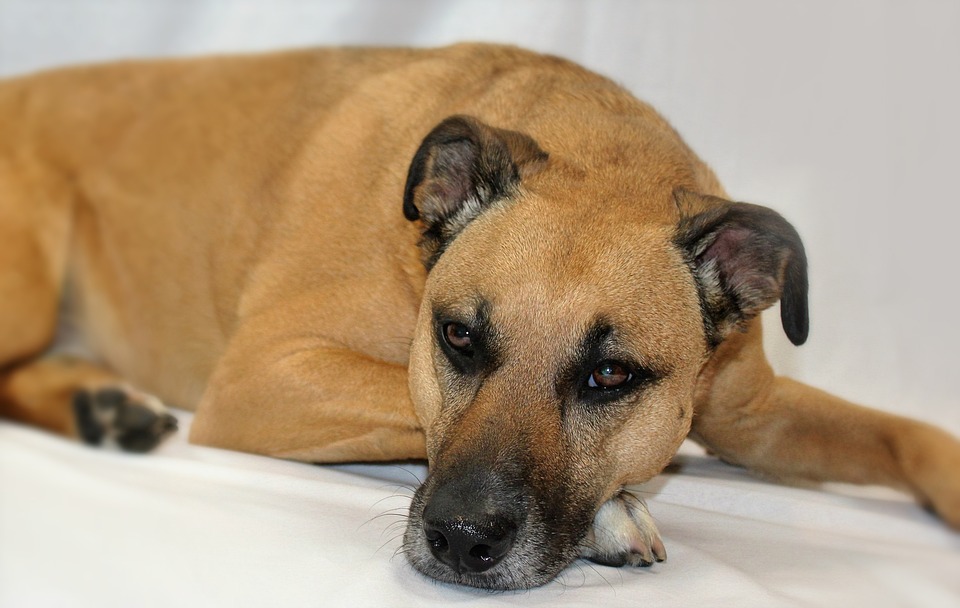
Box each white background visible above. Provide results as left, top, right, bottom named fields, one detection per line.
left=2, top=2, right=959, bottom=607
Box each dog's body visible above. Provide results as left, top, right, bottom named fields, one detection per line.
left=1, top=43, right=958, bottom=589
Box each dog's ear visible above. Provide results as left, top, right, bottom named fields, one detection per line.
left=403, top=115, right=548, bottom=268
left=674, top=189, right=809, bottom=347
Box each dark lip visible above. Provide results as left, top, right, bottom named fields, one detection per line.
left=403, top=532, right=564, bottom=590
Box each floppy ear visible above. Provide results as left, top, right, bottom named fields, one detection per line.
left=674, top=190, right=809, bottom=347
left=403, top=115, right=547, bottom=268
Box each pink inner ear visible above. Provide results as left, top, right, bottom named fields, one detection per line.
left=701, top=226, right=781, bottom=314
left=425, top=139, right=478, bottom=216
left=427, top=175, right=473, bottom=216
left=702, top=226, right=751, bottom=262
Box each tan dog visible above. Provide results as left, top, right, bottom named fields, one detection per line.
left=1, top=43, right=958, bottom=590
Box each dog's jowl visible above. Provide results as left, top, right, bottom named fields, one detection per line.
left=1, top=44, right=958, bottom=590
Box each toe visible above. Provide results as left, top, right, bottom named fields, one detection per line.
left=579, top=490, right=667, bottom=568
left=72, top=390, right=105, bottom=445
left=72, top=387, right=178, bottom=453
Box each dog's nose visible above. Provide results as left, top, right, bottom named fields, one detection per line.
left=418, top=467, right=525, bottom=575
left=423, top=514, right=517, bottom=574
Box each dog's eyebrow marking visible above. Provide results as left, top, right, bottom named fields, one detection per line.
left=578, top=320, right=615, bottom=363
left=433, top=297, right=502, bottom=377
left=556, top=318, right=666, bottom=408
left=469, top=299, right=499, bottom=367
left=555, top=319, right=614, bottom=400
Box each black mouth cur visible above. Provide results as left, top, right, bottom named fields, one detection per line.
left=1, top=43, right=958, bottom=590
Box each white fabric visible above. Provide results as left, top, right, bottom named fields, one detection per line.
left=1, top=1, right=959, bottom=606
left=3, top=415, right=959, bottom=607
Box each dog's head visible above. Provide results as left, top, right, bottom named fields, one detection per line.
left=401, top=115, right=807, bottom=589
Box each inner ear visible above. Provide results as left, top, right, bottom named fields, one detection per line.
left=674, top=190, right=809, bottom=347
left=403, top=115, right=547, bottom=268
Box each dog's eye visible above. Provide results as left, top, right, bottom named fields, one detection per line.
left=587, top=360, right=632, bottom=390
left=443, top=322, right=473, bottom=353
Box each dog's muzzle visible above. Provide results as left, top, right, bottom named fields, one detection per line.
left=420, top=470, right=522, bottom=575
left=404, top=464, right=583, bottom=589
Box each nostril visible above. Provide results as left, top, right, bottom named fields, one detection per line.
left=422, top=516, right=517, bottom=575
left=460, top=525, right=515, bottom=573
left=425, top=528, right=449, bottom=554
left=420, top=472, right=524, bottom=576
left=469, top=544, right=494, bottom=564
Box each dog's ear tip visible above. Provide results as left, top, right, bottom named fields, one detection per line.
left=780, top=244, right=810, bottom=346
left=403, top=201, right=420, bottom=221
left=783, top=315, right=809, bottom=346
left=782, top=290, right=810, bottom=345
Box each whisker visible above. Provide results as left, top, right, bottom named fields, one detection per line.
left=379, top=520, right=409, bottom=540
left=358, top=496, right=413, bottom=531
left=369, top=489, right=415, bottom=507
left=363, top=511, right=409, bottom=529
left=359, top=513, right=402, bottom=530
left=375, top=532, right=407, bottom=556
left=366, top=505, right=410, bottom=518
left=580, top=559, right=617, bottom=592
left=388, top=464, right=425, bottom=487
left=395, top=538, right=413, bottom=554
left=393, top=538, right=418, bottom=561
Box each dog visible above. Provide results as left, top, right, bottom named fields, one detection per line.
left=1, top=43, right=958, bottom=590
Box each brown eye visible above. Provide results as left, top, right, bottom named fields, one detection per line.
left=444, top=322, right=473, bottom=352
left=588, top=361, right=632, bottom=389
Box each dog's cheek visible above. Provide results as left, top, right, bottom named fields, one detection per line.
left=609, top=388, right=695, bottom=487
left=408, top=310, right=444, bottom=457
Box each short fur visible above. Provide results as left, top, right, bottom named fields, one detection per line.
left=1, top=44, right=957, bottom=590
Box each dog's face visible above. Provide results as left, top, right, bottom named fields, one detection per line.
left=400, top=116, right=807, bottom=589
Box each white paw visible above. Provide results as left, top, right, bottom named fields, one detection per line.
left=579, top=490, right=666, bottom=567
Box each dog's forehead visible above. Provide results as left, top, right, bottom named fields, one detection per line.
left=431, top=196, right=705, bottom=355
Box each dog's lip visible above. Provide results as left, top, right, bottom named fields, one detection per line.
left=405, top=543, right=560, bottom=591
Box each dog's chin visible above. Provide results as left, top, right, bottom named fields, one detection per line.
left=402, top=485, right=584, bottom=590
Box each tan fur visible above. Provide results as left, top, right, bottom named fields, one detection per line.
left=0, top=356, right=121, bottom=435
left=1, top=43, right=957, bottom=586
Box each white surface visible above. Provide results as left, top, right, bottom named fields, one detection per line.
left=3, top=412, right=959, bottom=608
left=1, top=1, right=959, bottom=606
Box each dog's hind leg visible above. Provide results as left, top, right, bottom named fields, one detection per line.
left=0, top=129, right=177, bottom=451
left=0, top=153, right=71, bottom=366
left=1, top=355, right=178, bottom=452
left=0, top=148, right=71, bottom=429
left=690, top=320, right=960, bottom=529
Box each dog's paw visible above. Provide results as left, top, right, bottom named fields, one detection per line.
left=579, top=490, right=666, bottom=567
left=72, top=387, right=178, bottom=453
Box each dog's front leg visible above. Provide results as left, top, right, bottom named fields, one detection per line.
left=190, top=324, right=425, bottom=463
left=691, top=321, right=960, bottom=529
left=579, top=490, right=667, bottom=567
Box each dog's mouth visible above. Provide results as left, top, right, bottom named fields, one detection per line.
left=402, top=469, right=592, bottom=590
